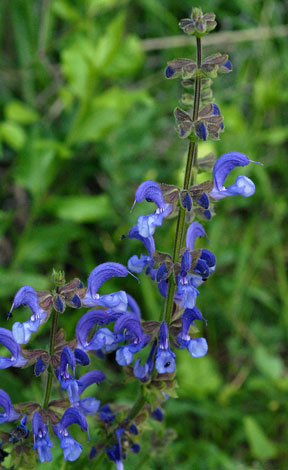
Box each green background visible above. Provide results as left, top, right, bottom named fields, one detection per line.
left=0, top=0, right=287, bottom=469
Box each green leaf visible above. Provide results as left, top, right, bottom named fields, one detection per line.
left=68, top=87, right=152, bottom=143
left=244, top=416, right=277, bottom=460
left=5, top=100, right=39, bottom=124
left=177, top=351, right=223, bottom=397
left=46, top=194, right=116, bottom=223
left=87, top=0, right=127, bottom=15
left=52, top=0, right=80, bottom=22
left=0, top=270, right=49, bottom=298
left=13, top=223, right=84, bottom=265
left=93, top=13, right=125, bottom=69
left=104, top=34, right=144, bottom=77
left=15, top=139, right=58, bottom=197
left=0, top=121, right=26, bottom=150
left=61, top=39, right=92, bottom=99
left=253, top=345, right=284, bottom=380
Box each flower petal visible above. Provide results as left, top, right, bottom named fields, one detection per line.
left=188, top=338, right=208, bottom=357
left=59, top=408, right=88, bottom=432
left=78, top=370, right=106, bottom=396
left=76, top=310, right=118, bottom=350
left=85, top=263, right=129, bottom=300
left=0, top=328, right=27, bottom=368
left=211, top=152, right=250, bottom=193
left=181, top=307, right=204, bottom=337
left=128, top=225, right=155, bottom=257
left=186, top=222, right=206, bottom=251
left=78, top=397, right=100, bottom=416
left=135, top=181, right=165, bottom=208
left=155, top=349, right=176, bottom=374
left=127, top=294, right=141, bottom=320
left=0, top=389, right=20, bottom=423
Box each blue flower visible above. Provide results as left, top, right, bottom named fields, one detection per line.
left=185, top=222, right=216, bottom=287
left=155, top=322, right=176, bottom=374
left=176, top=251, right=200, bottom=309
left=34, top=356, right=47, bottom=376
left=9, top=286, right=49, bottom=344
left=82, top=263, right=130, bottom=311
left=133, top=181, right=172, bottom=237
left=75, top=370, right=105, bottom=415
left=151, top=408, right=164, bottom=422
left=19, top=415, right=29, bottom=438
left=106, top=428, right=124, bottom=470
left=99, top=404, right=115, bottom=423
left=209, top=152, right=257, bottom=200
left=0, top=389, right=20, bottom=424
left=53, top=408, right=88, bottom=462
left=0, top=328, right=27, bottom=368
left=114, top=314, right=149, bottom=366
left=76, top=310, right=119, bottom=353
left=127, top=225, right=155, bottom=275
left=32, top=411, right=53, bottom=463
left=177, top=308, right=208, bottom=358
left=56, top=346, right=79, bottom=404
left=133, top=340, right=157, bottom=381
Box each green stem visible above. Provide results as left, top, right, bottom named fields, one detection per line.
left=162, top=36, right=202, bottom=325
left=126, top=385, right=146, bottom=422
left=43, top=309, right=58, bottom=409
left=93, top=386, right=146, bottom=470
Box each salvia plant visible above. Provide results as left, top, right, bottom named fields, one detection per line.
left=0, top=8, right=260, bottom=470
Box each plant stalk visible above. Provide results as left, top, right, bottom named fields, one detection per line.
left=126, top=385, right=146, bottom=422
left=43, top=309, right=58, bottom=409
left=162, top=36, right=202, bottom=325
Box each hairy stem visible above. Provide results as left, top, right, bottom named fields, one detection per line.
left=43, top=309, right=58, bottom=409
left=162, top=36, right=202, bottom=325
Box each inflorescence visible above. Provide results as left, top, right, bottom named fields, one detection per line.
left=0, top=8, right=259, bottom=470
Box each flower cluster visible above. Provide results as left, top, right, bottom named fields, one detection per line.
left=0, top=7, right=260, bottom=470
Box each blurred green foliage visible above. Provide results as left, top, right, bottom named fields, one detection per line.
left=0, top=0, right=288, bottom=469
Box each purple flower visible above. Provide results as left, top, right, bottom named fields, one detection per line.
left=209, top=152, right=256, bottom=200
left=106, top=428, right=124, bottom=470
left=99, top=404, right=115, bottom=423
left=32, top=412, right=53, bottom=462
left=133, top=181, right=172, bottom=237
left=0, top=389, right=20, bottom=424
left=186, top=221, right=206, bottom=251
left=133, top=340, right=157, bottom=380
left=177, top=308, right=208, bottom=358
left=56, top=346, right=79, bottom=404
left=155, top=322, right=176, bottom=374
left=53, top=408, right=88, bottom=462
left=184, top=222, right=216, bottom=287
left=0, top=328, right=27, bottom=368
left=176, top=250, right=200, bottom=309
left=151, top=408, right=164, bottom=422
left=75, top=370, right=105, bottom=415
left=127, top=225, right=155, bottom=275
left=9, top=286, right=49, bottom=344
left=76, top=310, right=119, bottom=352
left=82, top=263, right=130, bottom=311
left=114, top=314, right=149, bottom=366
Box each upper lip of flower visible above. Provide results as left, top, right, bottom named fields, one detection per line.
left=82, top=262, right=131, bottom=310
left=0, top=328, right=27, bottom=368
left=209, top=152, right=258, bottom=200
